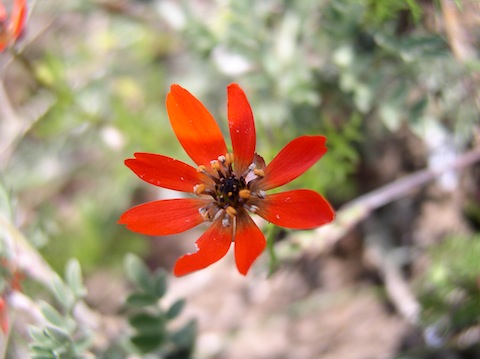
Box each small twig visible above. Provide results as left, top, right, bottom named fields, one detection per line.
left=0, top=215, right=56, bottom=287
left=362, top=221, right=422, bottom=325
left=0, top=81, right=22, bottom=167
left=441, top=0, right=477, bottom=61
left=95, top=0, right=170, bottom=32
left=344, top=147, right=480, bottom=213
left=289, top=146, right=480, bottom=252
left=10, top=48, right=51, bottom=89
left=383, top=261, right=421, bottom=324
left=0, top=45, right=56, bottom=169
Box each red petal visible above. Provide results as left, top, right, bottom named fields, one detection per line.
left=0, top=298, right=8, bottom=334
left=173, top=219, right=232, bottom=276
left=125, top=153, right=208, bottom=192
left=119, top=198, right=209, bottom=235
left=10, top=0, right=27, bottom=39
left=254, top=136, right=327, bottom=191
left=255, top=189, right=335, bottom=229
left=228, top=84, right=256, bottom=175
left=0, top=2, right=6, bottom=52
left=0, top=2, right=6, bottom=22
left=166, top=85, right=227, bottom=166
left=234, top=212, right=266, bottom=275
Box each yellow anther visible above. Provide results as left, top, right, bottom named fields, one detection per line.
left=239, top=189, right=251, bottom=199
left=197, top=165, right=207, bottom=173
left=210, top=160, right=221, bottom=171
left=194, top=184, right=206, bottom=195
left=253, top=169, right=265, bottom=177
left=225, top=153, right=234, bottom=165
left=225, top=206, right=237, bottom=218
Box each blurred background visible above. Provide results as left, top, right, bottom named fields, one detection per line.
left=1, top=0, right=480, bottom=358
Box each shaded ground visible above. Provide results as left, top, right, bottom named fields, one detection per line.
left=165, top=253, right=408, bottom=359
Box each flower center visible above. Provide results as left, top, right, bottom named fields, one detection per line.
left=194, top=153, right=265, bottom=227
left=217, top=176, right=245, bottom=208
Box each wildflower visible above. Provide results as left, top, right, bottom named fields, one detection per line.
left=0, top=0, right=27, bottom=52
left=0, top=298, right=8, bottom=334
left=0, top=258, right=24, bottom=334
left=119, top=84, right=335, bottom=276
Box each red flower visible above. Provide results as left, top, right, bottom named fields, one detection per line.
left=119, top=84, right=335, bottom=276
left=0, top=298, right=8, bottom=334
left=0, top=258, right=24, bottom=334
left=0, top=0, right=27, bottom=52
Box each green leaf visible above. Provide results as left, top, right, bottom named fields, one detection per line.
left=265, top=223, right=279, bottom=276
left=0, top=179, right=12, bottom=220
left=29, top=340, right=58, bottom=353
left=51, top=277, right=75, bottom=311
left=40, top=302, right=67, bottom=329
left=31, top=354, right=55, bottom=359
left=73, top=332, right=93, bottom=353
left=166, top=299, right=185, bottom=320
left=130, top=334, right=164, bottom=353
left=125, top=254, right=155, bottom=294
left=52, top=346, right=75, bottom=359
left=126, top=293, right=158, bottom=307
left=30, top=345, right=55, bottom=355
left=409, top=96, right=428, bottom=122
left=169, top=319, right=197, bottom=349
left=65, top=259, right=87, bottom=298
left=43, top=326, right=72, bottom=345
left=153, top=268, right=167, bottom=298
left=129, top=312, right=165, bottom=334
left=29, top=326, right=48, bottom=342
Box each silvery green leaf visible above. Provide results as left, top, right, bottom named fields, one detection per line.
left=169, top=319, right=197, bottom=349
left=40, top=302, right=67, bottom=329
left=30, top=344, right=55, bottom=354
left=153, top=269, right=167, bottom=298
left=29, top=326, right=48, bottom=343
left=43, top=326, right=72, bottom=345
left=73, top=331, right=93, bottom=353
left=31, top=354, right=55, bottom=359
left=65, top=259, right=87, bottom=298
left=125, top=254, right=155, bottom=294
left=51, top=276, right=75, bottom=311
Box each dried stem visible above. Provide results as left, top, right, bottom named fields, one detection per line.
left=291, top=146, right=480, bottom=253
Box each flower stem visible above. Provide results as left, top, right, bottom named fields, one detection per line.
left=265, top=223, right=278, bottom=276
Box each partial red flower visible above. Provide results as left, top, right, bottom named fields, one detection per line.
left=0, top=298, right=8, bottom=334
left=0, top=258, right=24, bottom=334
left=0, top=0, right=27, bottom=52
left=119, top=84, right=335, bottom=276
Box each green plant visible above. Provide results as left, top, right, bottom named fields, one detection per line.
left=123, top=254, right=196, bottom=357
left=418, top=235, right=480, bottom=337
